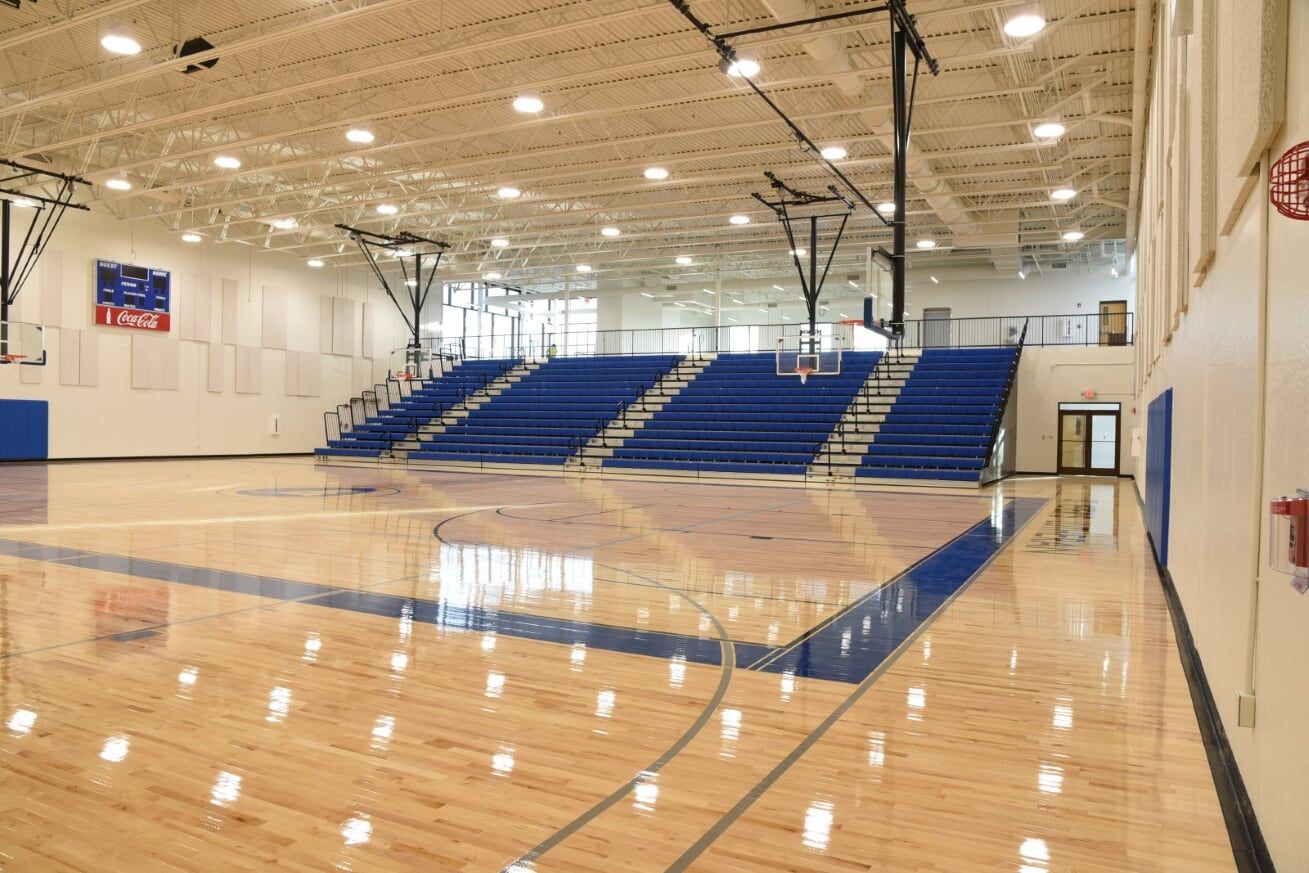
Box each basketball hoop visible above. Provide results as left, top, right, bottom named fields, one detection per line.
left=794, top=366, right=813, bottom=384
left=840, top=318, right=864, bottom=327
left=0, top=354, right=27, bottom=365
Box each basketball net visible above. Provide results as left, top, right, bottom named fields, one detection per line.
left=795, top=367, right=813, bottom=385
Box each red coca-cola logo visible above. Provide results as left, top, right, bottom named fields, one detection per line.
left=96, top=304, right=171, bottom=331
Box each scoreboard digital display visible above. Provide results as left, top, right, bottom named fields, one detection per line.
left=95, top=259, right=171, bottom=331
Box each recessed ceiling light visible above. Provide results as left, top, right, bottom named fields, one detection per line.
left=576, top=264, right=592, bottom=273
left=601, top=226, right=621, bottom=237
left=376, top=204, right=399, bottom=216
left=497, top=186, right=521, bottom=200
left=877, top=201, right=896, bottom=215
left=181, top=232, right=202, bottom=243
left=104, top=177, right=132, bottom=191
left=12, top=197, right=38, bottom=208
left=490, top=238, right=510, bottom=248
left=512, top=95, right=544, bottom=114
left=1033, top=121, right=1066, bottom=139
left=485, top=272, right=502, bottom=281
left=729, top=214, right=750, bottom=225
left=644, top=166, right=670, bottom=181
left=1051, top=187, right=1077, bottom=201
left=307, top=259, right=325, bottom=268
left=675, top=256, right=693, bottom=265
left=725, top=57, right=760, bottom=78
left=1061, top=230, right=1085, bottom=241
left=789, top=247, right=807, bottom=257
left=916, top=239, right=937, bottom=249
left=819, top=145, right=848, bottom=161
left=1003, top=13, right=1046, bottom=37
left=271, top=217, right=297, bottom=230
left=213, top=155, right=241, bottom=170
left=100, top=31, right=141, bottom=55
left=345, top=128, right=375, bottom=144
left=930, top=275, right=939, bottom=283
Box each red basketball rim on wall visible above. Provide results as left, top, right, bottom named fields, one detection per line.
left=95, top=304, right=170, bottom=331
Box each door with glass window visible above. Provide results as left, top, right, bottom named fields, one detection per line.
left=1057, top=406, right=1120, bottom=475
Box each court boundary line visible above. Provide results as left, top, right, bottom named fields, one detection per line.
left=661, top=494, right=1050, bottom=871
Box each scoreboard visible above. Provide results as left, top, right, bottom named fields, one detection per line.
left=95, top=259, right=171, bottom=331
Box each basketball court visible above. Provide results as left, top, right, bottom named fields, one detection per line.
left=2, top=0, right=1306, bottom=870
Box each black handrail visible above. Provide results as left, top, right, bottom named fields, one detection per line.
left=981, top=317, right=1029, bottom=471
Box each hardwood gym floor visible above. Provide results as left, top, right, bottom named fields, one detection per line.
left=0, top=459, right=1233, bottom=871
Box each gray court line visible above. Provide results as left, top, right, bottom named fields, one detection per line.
left=662, top=498, right=1051, bottom=871
left=434, top=505, right=741, bottom=873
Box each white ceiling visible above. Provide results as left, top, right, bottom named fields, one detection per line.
left=0, top=0, right=1143, bottom=292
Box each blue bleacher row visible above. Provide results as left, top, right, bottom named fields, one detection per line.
left=316, top=346, right=1019, bottom=482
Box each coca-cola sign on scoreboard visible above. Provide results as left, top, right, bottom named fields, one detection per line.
left=94, top=259, right=171, bottom=332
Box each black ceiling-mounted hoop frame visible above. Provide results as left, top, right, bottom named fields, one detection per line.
left=336, top=224, right=450, bottom=351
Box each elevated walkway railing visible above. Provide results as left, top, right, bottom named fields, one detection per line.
left=444, top=312, right=1132, bottom=360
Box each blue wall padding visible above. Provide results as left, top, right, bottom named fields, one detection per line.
left=1145, top=388, right=1173, bottom=565
left=0, top=399, right=49, bottom=460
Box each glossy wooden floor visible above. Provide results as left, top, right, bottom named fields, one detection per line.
left=0, top=459, right=1233, bottom=872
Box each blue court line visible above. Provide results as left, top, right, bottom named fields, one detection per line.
left=0, top=497, right=1044, bottom=683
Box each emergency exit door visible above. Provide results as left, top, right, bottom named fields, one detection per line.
left=1057, top=405, right=1120, bottom=475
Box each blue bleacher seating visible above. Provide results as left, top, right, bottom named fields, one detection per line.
left=855, top=347, right=1018, bottom=482
left=603, top=351, right=881, bottom=475
left=316, top=358, right=518, bottom=458
left=406, top=354, right=680, bottom=465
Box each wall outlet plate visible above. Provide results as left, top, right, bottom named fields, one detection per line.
left=1237, top=691, right=1257, bottom=728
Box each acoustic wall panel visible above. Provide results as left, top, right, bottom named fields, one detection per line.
left=207, top=342, right=224, bottom=393
left=130, top=334, right=179, bottom=390
left=351, top=356, right=373, bottom=391
left=234, top=345, right=262, bottom=394
left=176, top=272, right=195, bottom=339
left=319, top=296, right=334, bottom=353
left=261, top=284, right=288, bottom=349
left=78, top=329, right=99, bottom=387
left=285, top=351, right=322, bottom=397
left=361, top=302, right=375, bottom=359
left=331, top=298, right=356, bottom=357
left=59, top=328, right=81, bottom=386
left=193, top=274, right=213, bottom=341
left=221, top=278, right=239, bottom=344
left=19, top=362, right=43, bottom=384
left=40, top=249, right=63, bottom=327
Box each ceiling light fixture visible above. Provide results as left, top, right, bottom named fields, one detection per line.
left=703, top=288, right=715, bottom=295
left=271, top=217, right=297, bottom=230
left=601, top=226, right=621, bottom=237
left=644, top=167, right=670, bottom=181
left=307, top=259, right=325, bottom=268
left=12, top=198, right=38, bottom=208
left=819, top=145, right=848, bottom=161
left=497, top=186, right=521, bottom=200
left=1051, top=187, right=1077, bottom=201
left=724, top=57, right=760, bottom=78
left=640, top=292, right=655, bottom=298
left=877, top=201, right=896, bottom=215
left=405, top=279, right=417, bottom=288
left=930, top=275, right=939, bottom=283
left=485, top=272, right=502, bottom=281
left=376, top=204, right=398, bottom=216
left=576, top=264, right=592, bottom=273
left=675, top=255, right=693, bottom=265
left=104, top=177, right=132, bottom=191
left=490, top=238, right=510, bottom=248
left=1018, top=270, right=1027, bottom=279
left=1061, top=230, right=1085, bottom=241
left=181, top=233, right=202, bottom=243
left=1003, top=12, right=1046, bottom=37
left=848, top=280, right=859, bottom=288
left=512, top=94, right=544, bottom=114
left=1033, top=121, right=1066, bottom=140
left=100, top=30, right=142, bottom=55
left=772, top=285, right=785, bottom=292
left=345, top=128, right=375, bottom=144
left=789, top=248, right=807, bottom=257
left=729, top=214, right=750, bottom=225
left=213, top=155, right=241, bottom=170
left=916, top=239, right=937, bottom=249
